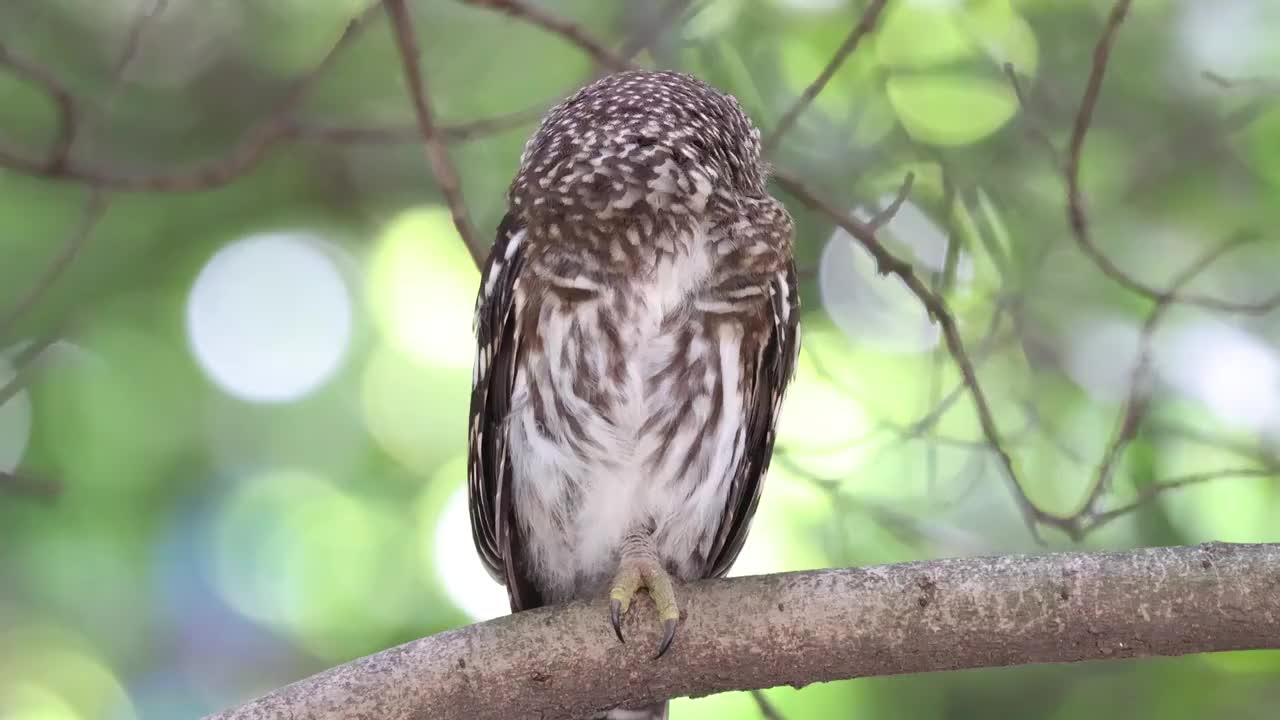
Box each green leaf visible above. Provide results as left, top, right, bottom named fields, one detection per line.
left=886, top=74, right=1017, bottom=146
left=1238, top=105, right=1280, bottom=188
left=962, top=0, right=1040, bottom=75
left=875, top=3, right=974, bottom=69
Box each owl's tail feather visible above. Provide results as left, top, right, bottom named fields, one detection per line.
left=598, top=701, right=668, bottom=720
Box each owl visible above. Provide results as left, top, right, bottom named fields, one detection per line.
left=468, top=70, right=799, bottom=719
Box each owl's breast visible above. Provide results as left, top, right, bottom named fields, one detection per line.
left=507, top=228, right=748, bottom=599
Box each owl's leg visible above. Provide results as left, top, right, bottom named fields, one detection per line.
left=608, top=529, right=679, bottom=658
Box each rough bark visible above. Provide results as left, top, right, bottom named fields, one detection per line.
left=205, top=542, right=1280, bottom=720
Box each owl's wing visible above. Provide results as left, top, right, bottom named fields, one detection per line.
left=467, top=212, right=544, bottom=611
left=704, top=260, right=801, bottom=579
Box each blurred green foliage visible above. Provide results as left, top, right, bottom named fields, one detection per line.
left=1, top=0, right=1279, bottom=718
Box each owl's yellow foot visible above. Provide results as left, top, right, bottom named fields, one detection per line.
left=608, top=555, right=680, bottom=658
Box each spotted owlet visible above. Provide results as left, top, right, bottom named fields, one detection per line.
left=467, top=70, right=799, bottom=719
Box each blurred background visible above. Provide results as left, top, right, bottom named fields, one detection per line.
left=2, top=0, right=1279, bottom=717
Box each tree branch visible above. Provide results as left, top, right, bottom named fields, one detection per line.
left=384, top=0, right=486, bottom=265
left=204, top=542, right=1280, bottom=720
left=0, top=190, right=108, bottom=345
left=0, top=3, right=382, bottom=191
left=772, top=170, right=1045, bottom=541
left=762, top=0, right=889, bottom=153
left=462, top=0, right=635, bottom=72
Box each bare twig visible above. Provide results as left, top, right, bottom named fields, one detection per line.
left=1062, top=233, right=1266, bottom=535
left=0, top=4, right=382, bottom=191
left=462, top=0, right=635, bottom=72
left=763, top=0, right=889, bottom=153
left=1148, top=420, right=1280, bottom=472
left=290, top=105, right=547, bottom=145
left=1059, top=0, right=1280, bottom=316
left=0, top=191, right=108, bottom=345
left=0, top=470, right=61, bottom=500
left=617, top=0, right=695, bottom=61
left=385, top=0, right=486, bottom=266
left=1201, top=70, right=1280, bottom=92
left=0, top=43, right=77, bottom=170
left=1003, top=62, right=1061, bottom=165
left=204, top=543, right=1280, bottom=720
left=750, top=690, right=787, bottom=720
left=0, top=333, right=59, bottom=410
left=772, top=169, right=1046, bottom=542
left=111, top=0, right=169, bottom=76
left=866, top=171, right=915, bottom=231
left=1085, top=469, right=1277, bottom=533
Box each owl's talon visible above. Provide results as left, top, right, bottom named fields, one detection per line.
left=610, top=598, right=625, bottom=644
left=608, top=556, right=680, bottom=659
left=655, top=616, right=678, bottom=659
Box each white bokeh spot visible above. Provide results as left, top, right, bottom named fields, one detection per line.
left=434, top=486, right=509, bottom=622
left=1158, top=320, right=1280, bottom=431
left=187, top=231, right=352, bottom=403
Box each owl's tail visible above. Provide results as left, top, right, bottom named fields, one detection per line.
left=598, top=701, right=668, bottom=720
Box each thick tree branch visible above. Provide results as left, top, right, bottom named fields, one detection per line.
left=205, top=542, right=1280, bottom=720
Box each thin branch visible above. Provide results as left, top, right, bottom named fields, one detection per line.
left=1003, top=62, right=1061, bottom=165
left=750, top=690, right=787, bottom=720
left=0, top=333, right=59, bottom=409
left=111, top=0, right=169, bottom=76
left=462, top=0, right=635, bottom=72
left=1062, top=233, right=1265, bottom=535
left=617, top=0, right=695, bottom=61
left=763, top=0, right=889, bottom=153
left=0, top=191, right=108, bottom=344
left=384, top=0, right=486, bottom=266
left=0, top=3, right=382, bottom=191
left=1059, top=1, right=1280, bottom=316
left=1085, top=469, right=1276, bottom=533
left=865, top=171, right=915, bottom=231
left=0, top=43, right=77, bottom=170
left=772, top=169, right=1046, bottom=542
left=204, top=543, right=1280, bottom=720
left=0, top=470, right=61, bottom=501
left=1201, top=70, right=1280, bottom=92
left=289, top=105, right=546, bottom=145
left=1148, top=419, right=1280, bottom=472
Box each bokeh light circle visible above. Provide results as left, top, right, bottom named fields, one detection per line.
left=368, top=207, right=480, bottom=370
left=0, top=625, right=137, bottom=720
left=186, top=231, right=352, bottom=404
left=432, top=484, right=510, bottom=622
left=210, top=468, right=419, bottom=658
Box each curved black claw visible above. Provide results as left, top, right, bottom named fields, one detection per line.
left=655, top=617, right=678, bottom=659
left=610, top=598, right=625, bottom=644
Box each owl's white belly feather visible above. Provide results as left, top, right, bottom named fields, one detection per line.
left=507, top=229, right=746, bottom=602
